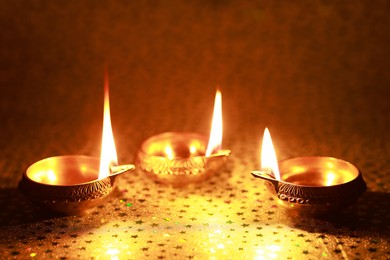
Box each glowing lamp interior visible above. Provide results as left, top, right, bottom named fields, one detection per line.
left=26, top=156, right=101, bottom=185
left=98, top=72, right=118, bottom=179
left=162, top=139, right=203, bottom=159
left=261, top=128, right=281, bottom=180
left=206, top=90, right=223, bottom=157
left=279, top=157, right=360, bottom=186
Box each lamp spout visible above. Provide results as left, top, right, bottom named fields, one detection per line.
left=251, top=169, right=280, bottom=192
left=109, top=164, right=135, bottom=180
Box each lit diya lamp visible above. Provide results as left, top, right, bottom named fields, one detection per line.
left=251, top=128, right=366, bottom=215
left=137, top=90, right=231, bottom=186
left=18, top=73, right=135, bottom=215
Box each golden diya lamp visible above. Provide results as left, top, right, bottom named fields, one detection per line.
left=251, top=128, right=366, bottom=215
left=137, top=90, right=231, bottom=186
left=18, top=74, right=135, bottom=215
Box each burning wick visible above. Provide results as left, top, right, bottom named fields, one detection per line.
left=137, top=88, right=230, bottom=185
left=250, top=128, right=366, bottom=215
left=18, top=71, right=136, bottom=215
left=251, top=128, right=281, bottom=184
left=206, top=89, right=223, bottom=157
left=260, top=127, right=280, bottom=180
left=99, top=71, right=118, bottom=180
left=152, top=89, right=225, bottom=160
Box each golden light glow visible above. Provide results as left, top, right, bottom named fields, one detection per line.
left=255, top=244, right=282, bottom=260
left=165, top=145, right=175, bottom=160
left=206, top=90, right=223, bottom=157
left=106, top=248, right=120, bottom=260
left=189, top=144, right=197, bottom=155
left=217, top=243, right=225, bottom=249
left=34, top=170, right=57, bottom=184
left=325, top=171, right=336, bottom=186
left=326, top=161, right=335, bottom=168
left=261, top=128, right=280, bottom=180
left=46, top=170, right=57, bottom=184
left=98, top=72, right=118, bottom=179
left=289, top=166, right=306, bottom=174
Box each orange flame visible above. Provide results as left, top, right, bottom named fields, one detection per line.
left=206, top=90, right=223, bottom=157
left=261, top=128, right=280, bottom=180
left=98, top=72, right=118, bottom=179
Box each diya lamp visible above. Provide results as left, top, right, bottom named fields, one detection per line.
left=251, top=128, right=366, bottom=215
left=18, top=74, right=135, bottom=215
left=137, top=90, right=231, bottom=186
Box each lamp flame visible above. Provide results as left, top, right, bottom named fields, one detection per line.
left=206, top=90, right=223, bottom=157
left=261, top=128, right=280, bottom=180
left=98, top=72, right=118, bottom=179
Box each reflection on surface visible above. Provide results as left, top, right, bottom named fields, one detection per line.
left=255, top=244, right=282, bottom=260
